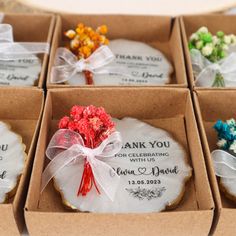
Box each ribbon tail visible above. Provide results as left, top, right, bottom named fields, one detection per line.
left=212, top=150, right=236, bottom=178
left=190, top=49, right=219, bottom=87
left=50, top=47, right=81, bottom=83
left=45, top=129, right=84, bottom=160
left=0, top=13, right=5, bottom=24
left=89, top=158, right=120, bottom=201
left=195, top=65, right=219, bottom=87
left=41, top=148, right=81, bottom=193
left=0, top=24, right=13, bottom=42
left=51, top=65, right=78, bottom=83
left=192, top=50, right=236, bottom=87
left=219, top=53, right=236, bottom=85
left=0, top=42, right=50, bottom=60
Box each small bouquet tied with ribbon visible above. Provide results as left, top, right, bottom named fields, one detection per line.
left=51, top=23, right=117, bottom=85
left=50, top=23, right=173, bottom=86
left=0, top=22, right=49, bottom=86
left=41, top=105, right=122, bottom=210
left=41, top=106, right=192, bottom=213
left=189, top=27, right=236, bottom=87
left=212, top=119, right=236, bottom=200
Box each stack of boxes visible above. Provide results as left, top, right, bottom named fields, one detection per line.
left=0, top=13, right=235, bottom=236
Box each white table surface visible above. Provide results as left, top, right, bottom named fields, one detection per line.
left=19, top=0, right=236, bottom=15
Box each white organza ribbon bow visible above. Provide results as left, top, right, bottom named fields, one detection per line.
left=50, top=45, right=131, bottom=84
left=0, top=24, right=49, bottom=60
left=212, top=150, right=236, bottom=178
left=190, top=49, right=236, bottom=87
left=41, top=129, right=122, bottom=201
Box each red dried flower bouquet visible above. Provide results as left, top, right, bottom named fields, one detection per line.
left=58, top=105, right=115, bottom=195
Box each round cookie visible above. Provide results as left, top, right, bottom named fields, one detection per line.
left=212, top=149, right=236, bottom=202
left=53, top=118, right=192, bottom=213
left=0, top=52, right=41, bottom=86
left=219, top=179, right=236, bottom=202
left=67, top=39, right=173, bottom=86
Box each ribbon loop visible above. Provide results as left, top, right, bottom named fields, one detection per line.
left=190, top=49, right=236, bottom=87
left=41, top=130, right=122, bottom=201
left=50, top=45, right=135, bottom=84
left=50, top=45, right=116, bottom=83
left=212, top=150, right=236, bottom=178
left=46, top=129, right=85, bottom=160
left=0, top=24, right=13, bottom=42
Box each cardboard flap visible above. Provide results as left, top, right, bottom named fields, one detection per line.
left=25, top=210, right=213, bottom=236
left=0, top=88, right=43, bottom=120
left=182, top=14, right=236, bottom=37
left=3, top=13, right=54, bottom=42
left=50, top=88, right=188, bottom=119
left=185, top=94, right=214, bottom=210
left=60, top=14, right=172, bottom=42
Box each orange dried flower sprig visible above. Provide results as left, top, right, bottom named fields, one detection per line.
left=64, top=23, right=109, bottom=59
left=64, top=23, right=109, bottom=84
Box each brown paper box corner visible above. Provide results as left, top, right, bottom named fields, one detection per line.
left=25, top=88, right=214, bottom=236
left=47, top=14, right=187, bottom=89
left=0, top=88, right=44, bottom=235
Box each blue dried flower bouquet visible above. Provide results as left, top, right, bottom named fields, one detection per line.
left=214, top=118, right=236, bottom=154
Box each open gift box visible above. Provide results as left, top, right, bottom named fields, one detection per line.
left=194, top=90, right=236, bottom=236
left=46, top=14, right=187, bottom=88
left=180, top=14, right=236, bottom=90
left=25, top=88, right=213, bottom=236
left=0, top=13, right=55, bottom=88
left=0, top=88, right=44, bottom=235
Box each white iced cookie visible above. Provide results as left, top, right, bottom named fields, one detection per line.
left=220, top=178, right=236, bottom=201
left=212, top=150, right=236, bottom=201
left=68, top=39, right=173, bottom=86
left=0, top=121, right=26, bottom=203
left=53, top=118, right=192, bottom=213
left=0, top=43, right=41, bottom=86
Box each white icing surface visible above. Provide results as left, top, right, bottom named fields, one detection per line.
left=221, top=178, right=236, bottom=197
left=53, top=118, right=191, bottom=213
left=0, top=121, right=25, bottom=203
left=0, top=43, right=41, bottom=86
left=68, top=39, right=173, bottom=86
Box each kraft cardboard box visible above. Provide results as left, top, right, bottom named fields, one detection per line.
left=47, top=15, right=187, bottom=88
left=0, top=88, right=44, bottom=235
left=180, top=14, right=236, bottom=90
left=0, top=13, right=55, bottom=88
left=25, top=88, right=213, bottom=236
left=194, top=90, right=236, bottom=236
